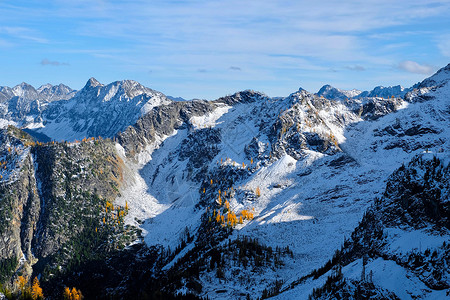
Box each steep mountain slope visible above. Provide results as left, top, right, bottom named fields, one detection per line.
left=278, top=154, right=449, bottom=300
left=273, top=66, right=450, bottom=299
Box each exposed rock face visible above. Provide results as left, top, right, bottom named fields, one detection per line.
left=0, top=155, right=39, bottom=260
left=32, top=139, right=125, bottom=259
left=0, top=129, right=41, bottom=281
left=118, top=100, right=216, bottom=157
left=296, top=154, right=450, bottom=300
left=0, top=127, right=130, bottom=284
left=1, top=64, right=449, bottom=298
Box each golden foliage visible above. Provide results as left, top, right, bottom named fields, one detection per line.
left=17, top=275, right=27, bottom=290
left=31, top=277, right=44, bottom=300
left=241, top=210, right=254, bottom=220
left=64, top=286, right=83, bottom=300
left=255, top=186, right=261, bottom=197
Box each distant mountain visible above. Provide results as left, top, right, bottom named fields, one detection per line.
left=36, top=83, right=76, bottom=102
left=0, top=78, right=172, bottom=141
left=359, top=85, right=410, bottom=98
left=167, top=95, right=188, bottom=101
left=33, top=78, right=172, bottom=141
left=0, top=82, right=75, bottom=128
left=317, top=84, right=411, bottom=100
left=317, top=84, right=362, bottom=100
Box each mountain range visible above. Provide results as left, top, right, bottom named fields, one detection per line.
left=0, top=64, right=449, bottom=299
left=0, top=79, right=417, bottom=142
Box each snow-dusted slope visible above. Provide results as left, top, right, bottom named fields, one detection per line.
left=273, top=65, right=450, bottom=299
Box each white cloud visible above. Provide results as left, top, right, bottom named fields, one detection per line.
left=397, top=60, right=434, bottom=74
left=345, top=65, right=366, bottom=71
left=41, top=58, right=69, bottom=66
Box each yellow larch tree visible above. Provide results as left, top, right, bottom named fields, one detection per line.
left=31, top=277, right=44, bottom=300
left=255, top=186, right=261, bottom=197
left=216, top=212, right=221, bottom=223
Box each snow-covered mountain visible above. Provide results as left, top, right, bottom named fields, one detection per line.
left=317, top=84, right=411, bottom=100
left=317, top=84, right=363, bottom=100
left=359, top=85, right=410, bottom=98
left=0, top=78, right=172, bottom=142
left=0, top=82, right=75, bottom=129
left=0, top=64, right=449, bottom=299
left=34, top=78, right=172, bottom=141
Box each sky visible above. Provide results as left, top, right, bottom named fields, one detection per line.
left=1, top=0, right=450, bottom=99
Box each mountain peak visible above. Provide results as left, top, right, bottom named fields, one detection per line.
left=85, top=77, right=102, bottom=88
left=317, top=84, right=349, bottom=100
left=418, top=63, right=450, bottom=88
left=11, top=82, right=38, bottom=98
left=13, top=82, right=34, bottom=89
left=37, top=83, right=53, bottom=93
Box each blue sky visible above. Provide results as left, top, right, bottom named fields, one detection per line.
left=1, top=0, right=450, bottom=99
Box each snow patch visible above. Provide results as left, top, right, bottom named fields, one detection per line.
left=190, top=104, right=231, bottom=130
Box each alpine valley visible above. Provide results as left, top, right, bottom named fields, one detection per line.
left=0, top=64, right=449, bottom=299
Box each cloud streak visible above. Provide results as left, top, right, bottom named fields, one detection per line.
left=345, top=65, right=366, bottom=71
left=0, top=26, right=48, bottom=43
left=397, top=60, right=434, bottom=74
left=41, top=58, right=69, bottom=66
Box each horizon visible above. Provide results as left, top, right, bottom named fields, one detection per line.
left=1, top=1, right=450, bottom=99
